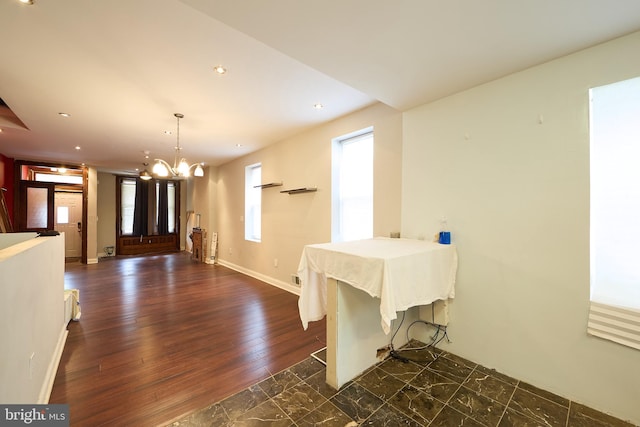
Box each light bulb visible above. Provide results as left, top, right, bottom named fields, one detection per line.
left=177, top=159, right=190, bottom=176
left=153, top=161, right=169, bottom=177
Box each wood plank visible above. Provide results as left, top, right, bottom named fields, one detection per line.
left=49, top=253, right=326, bottom=426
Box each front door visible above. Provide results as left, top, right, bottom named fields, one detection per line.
left=54, top=192, right=83, bottom=258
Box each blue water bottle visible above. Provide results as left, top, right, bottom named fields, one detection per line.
left=438, top=218, right=451, bottom=244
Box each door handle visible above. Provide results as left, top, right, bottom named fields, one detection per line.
left=77, top=221, right=82, bottom=232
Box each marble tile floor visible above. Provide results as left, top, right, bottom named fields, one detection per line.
left=167, top=341, right=635, bottom=427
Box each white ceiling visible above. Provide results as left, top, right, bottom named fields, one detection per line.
left=1, top=0, right=640, bottom=175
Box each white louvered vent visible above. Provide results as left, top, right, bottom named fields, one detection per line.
left=587, top=302, right=640, bottom=351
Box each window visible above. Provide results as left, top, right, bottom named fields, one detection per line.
left=588, top=76, right=640, bottom=350
left=120, top=178, right=136, bottom=235
left=118, top=177, right=178, bottom=236
left=332, top=128, right=373, bottom=242
left=35, top=172, right=83, bottom=185
left=245, top=163, right=261, bottom=242
left=167, top=181, right=176, bottom=234
left=56, top=206, right=69, bottom=224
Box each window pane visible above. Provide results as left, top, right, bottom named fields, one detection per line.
left=333, top=130, right=373, bottom=242
left=26, top=187, right=48, bottom=229
left=168, top=182, right=176, bottom=233
left=121, top=179, right=136, bottom=235
left=35, top=172, right=83, bottom=184
left=590, top=76, right=640, bottom=310
left=57, top=206, right=69, bottom=224
left=245, top=164, right=261, bottom=241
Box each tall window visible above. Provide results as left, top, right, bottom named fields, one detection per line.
left=588, top=76, right=640, bottom=350
left=167, top=181, right=176, bottom=233
left=245, top=163, right=261, bottom=242
left=121, top=178, right=137, bottom=235
left=118, top=177, right=178, bottom=236
left=332, top=128, right=373, bottom=242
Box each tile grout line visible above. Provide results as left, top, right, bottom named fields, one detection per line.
left=496, top=378, right=520, bottom=427
left=426, top=356, right=478, bottom=426
left=359, top=349, right=440, bottom=426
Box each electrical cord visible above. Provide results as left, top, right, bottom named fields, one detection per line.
left=388, top=312, right=409, bottom=362
left=386, top=309, right=452, bottom=363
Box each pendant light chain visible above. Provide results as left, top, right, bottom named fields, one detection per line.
left=174, top=113, right=184, bottom=169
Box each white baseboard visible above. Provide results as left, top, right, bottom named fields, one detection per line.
left=87, top=258, right=99, bottom=264
left=216, top=259, right=301, bottom=296
left=40, top=326, right=68, bottom=404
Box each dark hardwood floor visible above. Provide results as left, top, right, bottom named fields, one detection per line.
left=50, top=253, right=326, bottom=426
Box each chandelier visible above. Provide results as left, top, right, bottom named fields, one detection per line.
left=152, top=113, right=204, bottom=178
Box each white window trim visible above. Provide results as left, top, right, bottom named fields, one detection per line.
left=331, top=127, right=374, bottom=243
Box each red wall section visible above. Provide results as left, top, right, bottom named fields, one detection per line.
left=0, top=153, right=14, bottom=220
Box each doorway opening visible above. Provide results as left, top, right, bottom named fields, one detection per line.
left=14, top=161, right=87, bottom=263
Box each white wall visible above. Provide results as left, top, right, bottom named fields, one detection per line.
left=0, top=233, right=66, bottom=403
left=402, top=32, right=640, bottom=424
left=213, top=103, right=402, bottom=291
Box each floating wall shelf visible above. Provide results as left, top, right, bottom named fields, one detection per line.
left=280, top=187, right=317, bottom=194
left=254, top=182, right=283, bottom=189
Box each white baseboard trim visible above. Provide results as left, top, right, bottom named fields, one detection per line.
left=87, top=258, right=99, bottom=264
left=216, top=259, right=301, bottom=296
left=40, top=326, right=68, bottom=404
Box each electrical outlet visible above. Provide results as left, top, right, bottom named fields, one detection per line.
left=273, top=258, right=278, bottom=267
left=291, top=274, right=301, bottom=286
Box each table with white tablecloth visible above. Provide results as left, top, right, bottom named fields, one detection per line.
left=297, top=237, right=458, bottom=388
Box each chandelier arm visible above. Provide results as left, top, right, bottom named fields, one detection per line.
left=153, top=158, right=176, bottom=176
left=154, top=158, right=174, bottom=169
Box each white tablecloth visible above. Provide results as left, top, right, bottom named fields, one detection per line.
left=297, top=237, right=458, bottom=334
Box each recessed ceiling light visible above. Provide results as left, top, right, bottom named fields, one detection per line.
left=236, top=143, right=243, bottom=147
left=58, top=112, right=71, bottom=117
left=313, top=103, right=324, bottom=109
left=19, top=0, right=34, bottom=4
left=213, top=65, right=227, bottom=75
left=75, top=146, right=81, bottom=150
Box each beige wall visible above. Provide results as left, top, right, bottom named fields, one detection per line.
left=190, top=166, right=218, bottom=257
left=211, top=103, right=402, bottom=291
left=96, top=172, right=116, bottom=258
left=86, top=167, right=99, bottom=263
left=402, top=31, right=640, bottom=424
